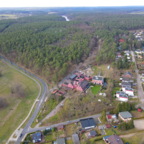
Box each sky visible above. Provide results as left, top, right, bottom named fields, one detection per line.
left=0, top=0, right=144, bottom=7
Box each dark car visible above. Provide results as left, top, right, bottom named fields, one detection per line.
left=20, top=133, right=23, bottom=138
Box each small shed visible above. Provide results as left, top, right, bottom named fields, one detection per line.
left=88, top=130, right=97, bottom=137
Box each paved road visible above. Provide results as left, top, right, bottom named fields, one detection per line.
left=0, top=55, right=48, bottom=144
left=131, top=51, right=144, bottom=108
left=16, top=81, right=48, bottom=144
left=24, top=113, right=101, bottom=135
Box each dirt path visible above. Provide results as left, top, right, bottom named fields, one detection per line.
left=36, top=96, right=69, bottom=127
left=1, top=101, right=20, bottom=127
left=120, top=133, right=136, bottom=138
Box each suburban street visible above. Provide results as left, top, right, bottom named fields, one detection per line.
left=131, top=51, right=144, bottom=109
left=0, top=55, right=49, bottom=144
left=24, top=113, right=101, bottom=135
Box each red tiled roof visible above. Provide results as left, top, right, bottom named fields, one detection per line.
left=107, top=115, right=112, bottom=119
left=119, top=39, right=125, bottom=42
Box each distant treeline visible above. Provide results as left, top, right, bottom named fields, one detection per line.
left=0, top=11, right=144, bottom=81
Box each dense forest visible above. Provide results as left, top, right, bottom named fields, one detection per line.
left=0, top=8, right=144, bottom=81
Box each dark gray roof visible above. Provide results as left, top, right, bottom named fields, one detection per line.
left=121, top=82, right=132, bottom=87
left=80, top=118, right=96, bottom=129
left=69, top=74, right=77, bottom=80
left=79, top=80, right=90, bottom=91
left=125, top=72, right=132, bottom=76
left=119, top=111, right=132, bottom=119
left=90, top=130, right=97, bottom=136
left=125, top=87, right=133, bottom=91
left=122, top=77, right=133, bottom=82
left=55, top=138, right=65, bottom=144
left=32, top=132, right=42, bottom=143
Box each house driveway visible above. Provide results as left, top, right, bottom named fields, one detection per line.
left=134, top=119, right=144, bottom=130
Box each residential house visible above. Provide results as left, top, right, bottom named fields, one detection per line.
left=72, top=134, right=80, bottom=144
left=87, top=130, right=97, bottom=138
left=124, top=51, right=130, bottom=56
left=121, top=77, right=133, bottom=83
left=121, top=82, right=132, bottom=91
left=92, top=76, right=104, bottom=85
left=118, top=95, right=128, bottom=102
left=61, top=72, right=90, bottom=92
left=116, top=91, right=128, bottom=102
left=32, top=132, right=42, bottom=143
left=103, top=135, right=124, bottom=144
left=119, top=111, right=132, bottom=122
left=80, top=118, right=96, bottom=129
left=122, top=72, right=133, bottom=78
left=116, top=91, right=126, bottom=98
left=54, top=138, right=66, bottom=144
left=135, top=49, right=142, bottom=54
left=117, top=52, right=122, bottom=58
left=75, top=80, right=90, bottom=92
left=119, top=39, right=125, bottom=43
left=106, top=114, right=118, bottom=122
left=124, top=87, right=134, bottom=96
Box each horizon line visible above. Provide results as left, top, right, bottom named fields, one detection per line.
left=0, top=5, right=144, bottom=8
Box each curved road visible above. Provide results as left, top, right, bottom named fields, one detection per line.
left=0, top=55, right=48, bottom=144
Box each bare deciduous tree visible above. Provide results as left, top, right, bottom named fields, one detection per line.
left=11, top=84, right=26, bottom=98
left=0, top=98, right=8, bottom=109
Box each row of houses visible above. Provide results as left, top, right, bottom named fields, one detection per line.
left=135, top=49, right=144, bottom=54
left=133, top=30, right=144, bottom=41
left=31, top=111, right=133, bottom=143
left=31, top=117, right=97, bottom=144
left=60, top=71, right=104, bottom=92
left=106, top=111, right=132, bottom=123
left=116, top=72, right=135, bottom=102
left=116, top=51, right=131, bottom=61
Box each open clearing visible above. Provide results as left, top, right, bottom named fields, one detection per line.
left=134, top=119, right=144, bottom=130
left=0, top=14, right=17, bottom=20
left=121, top=131, right=144, bottom=144
left=91, top=85, right=101, bottom=95
left=0, top=61, right=39, bottom=143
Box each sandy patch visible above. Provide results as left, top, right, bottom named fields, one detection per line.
left=134, top=119, right=144, bottom=130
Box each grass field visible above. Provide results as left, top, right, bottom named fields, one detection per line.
left=91, top=85, right=101, bottom=95
left=122, top=131, right=144, bottom=144
left=0, top=14, right=17, bottom=20
left=0, top=61, right=39, bottom=143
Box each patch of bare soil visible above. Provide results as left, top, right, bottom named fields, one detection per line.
left=134, top=119, right=144, bottom=130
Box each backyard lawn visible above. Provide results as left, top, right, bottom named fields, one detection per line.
left=91, top=85, right=101, bottom=95
left=0, top=61, right=39, bottom=143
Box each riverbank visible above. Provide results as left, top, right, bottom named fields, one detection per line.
left=62, top=15, right=70, bottom=21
